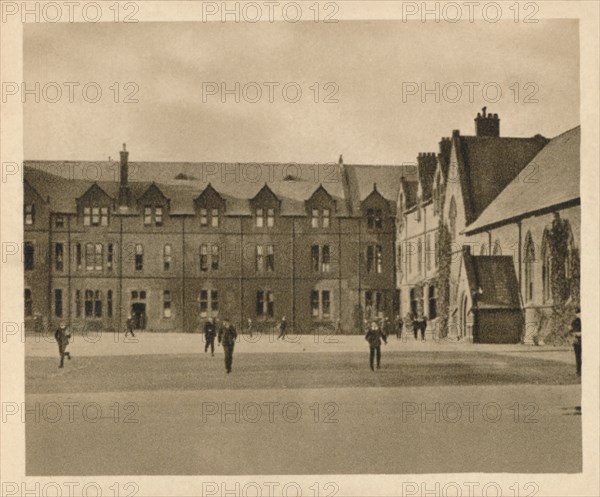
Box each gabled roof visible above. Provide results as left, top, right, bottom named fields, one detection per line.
left=465, top=126, right=580, bottom=234
left=307, top=184, right=334, bottom=202
left=399, top=176, right=419, bottom=210
left=24, top=159, right=412, bottom=218
left=463, top=253, right=521, bottom=309
left=362, top=184, right=395, bottom=214
left=194, top=183, right=225, bottom=205
left=251, top=183, right=280, bottom=203
left=344, top=164, right=410, bottom=202
left=24, top=178, right=49, bottom=205
left=306, top=184, right=337, bottom=213
left=454, top=132, right=549, bottom=225
left=139, top=182, right=169, bottom=203
left=76, top=182, right=113, bottom=203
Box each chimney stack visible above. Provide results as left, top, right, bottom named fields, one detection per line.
left=475, top=108, right=500, bottom=137
left=118, top=143, right=131, bottom=208
left=438, top=137, right=451, bottom=158
left=120, top=143, right=129, bottom=186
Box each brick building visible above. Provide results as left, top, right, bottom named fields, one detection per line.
left=23, top=149, right=412, bottom=334
left=397, top=109, right=579, bottom=343
left=462, top=126, right=580, bottom=343
left=23, top=112, right=580, bottom=342
left=396, top=140, right=451, bottom=335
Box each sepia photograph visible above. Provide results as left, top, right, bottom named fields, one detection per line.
left=1, top=2, right=599, bottom=496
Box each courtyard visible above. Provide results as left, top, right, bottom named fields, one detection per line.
left=25, top=333, right=582, bottom=475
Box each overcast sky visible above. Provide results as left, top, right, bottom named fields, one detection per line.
left=24, top=20, right=579, bottom=164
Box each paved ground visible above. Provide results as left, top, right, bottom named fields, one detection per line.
left=25, top=333, right=581, bottom=476
left=25, top=331, right=574, bottom=359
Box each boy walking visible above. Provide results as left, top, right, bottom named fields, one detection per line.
left=218, top=318, right=238, bottom=374
left=277, top=316, right=287, bottom=340
left=125, top=314, right=135, bottom=338
left=204, top=317, right=217, bottom=356
left=54, top=323, right=72, bottom=368
left=365, top=320, right=387, bottom=371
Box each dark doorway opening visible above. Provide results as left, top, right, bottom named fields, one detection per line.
left=131, top=303, right=147, bottom=330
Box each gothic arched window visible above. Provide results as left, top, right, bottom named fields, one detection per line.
left=448, top=196, right=457, bottom=241
left=524, top=232, right=536, bottom=303
left=542, top=230, right=552, bottom=303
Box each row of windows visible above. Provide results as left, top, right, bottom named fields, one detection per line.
left=46, top=289, right=116, bottom=319
left=408, top=286, right=438, bottom=319
left=25, top=204, right=387, bottom=230
left=28, top=288, right=340, bottom=321
left=27, top=242, right=385, bottom=274
left=398, top=234, right=439, bottom=278
left=83, top=207, right=109, bottom=227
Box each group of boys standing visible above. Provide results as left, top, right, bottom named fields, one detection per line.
left=367, top=313, right=428, bottom=341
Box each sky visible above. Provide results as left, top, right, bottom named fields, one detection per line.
left=24, top=19, right=579, bottom=165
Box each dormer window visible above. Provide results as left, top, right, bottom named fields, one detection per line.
left=211, top=208, right=220, bottom=227
left=24, top=204, right=35, bottom=225
left=256, top=208, right=275, bottom=228
left=84, top=206, right=109, bottom=226
left=323, top=209, right=330, bottom=228
left=199, top=208, right=220, bottom=227
left=367, top=208, right=383, bottom=229
left=311, top=209, right=319, bottom=228
left=311, top=208, right=331, bottom=228
left=143, top=206, right=163, bottom=226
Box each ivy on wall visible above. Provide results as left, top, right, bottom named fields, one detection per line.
left=548, top=214, right=573, bottom=306
left=539, top=213, right=580, bottom=345
left=435, top=220, right=452, bottom=337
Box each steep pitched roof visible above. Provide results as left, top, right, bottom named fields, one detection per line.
left=454, top=133, right=549, bottom=225
left=344, top=164, right=411, bottom=202
left=344, top=163, right=417, bottom=214
left=465, top=126, right=580, bottom=234
left=438, top=137, right=452, bottom=179
left=399, top=176, right=419, bottom=209
left=24, top=160, right=411, bottom=218
left=463, top=253, right=521, bottom=309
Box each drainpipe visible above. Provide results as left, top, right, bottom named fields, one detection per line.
left=291, top=219, right=296, bottom=331
left=486, top=230, right=492, bottom=254
left=239, top=217, right=244, bottom=330
left=182, top=217, right=186, bottom=332
left=67, top=215, right=71, bottom=331
left=118, top=216, right=123, bottom=334
left=357, top=214, right=362, bottom=322
left=338, top=216, right=343, bottom=328
left=517, top=221, right=522, bottom=291
left=48, top=209, right=53, bottom=328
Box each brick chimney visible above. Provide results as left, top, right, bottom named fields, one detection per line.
left=475, top=107, right=500, bottom=137
left=439, top=137, right=451, bottom=160
left=416, top=152, right=437, bottom=199
left=118, top=143, right=131, bottom=208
